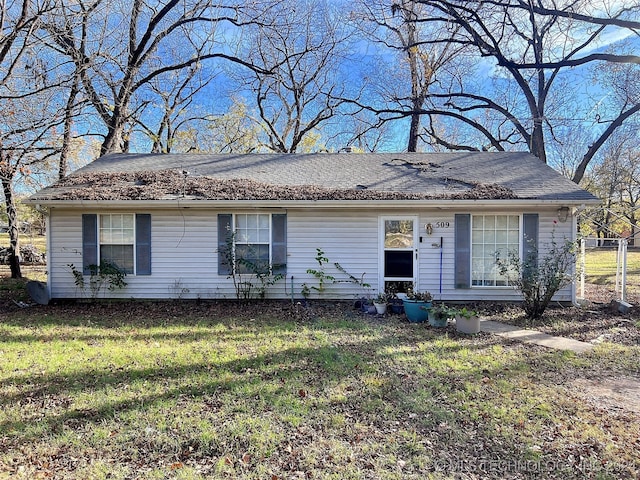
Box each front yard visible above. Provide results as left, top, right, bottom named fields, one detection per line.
left=1, top=294, right=639, bottom=479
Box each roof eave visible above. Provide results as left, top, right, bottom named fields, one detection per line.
left=26, top=197, right=601, bottom=209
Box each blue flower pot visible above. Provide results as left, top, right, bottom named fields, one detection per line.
left=402, top=300, right=432, bottom=323
left=390, top=303, right=404, bottom=314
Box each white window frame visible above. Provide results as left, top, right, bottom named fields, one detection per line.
left=378, top=216, right=419, bottom=292
left=98, top=213, right=136, bottom=275
left=471, top=214, right=520, bottom=287
left=232, top=213, right=272, bottom=275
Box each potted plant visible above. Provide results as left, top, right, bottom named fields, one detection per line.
left=428, top=303, right=454, bottom=328
left=455, top=306, right=480, bottom=334
left=402, top=289, right=432, bottom=323
left=355, top=293, right=375, bottom=313
left=373, top=292, right=390, bottom=315
left=389, top=295, right=404, bottom=314
left=383, top=284, right=404, bottom=314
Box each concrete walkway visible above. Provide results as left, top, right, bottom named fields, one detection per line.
left=480, top=320, right=594, bottom=354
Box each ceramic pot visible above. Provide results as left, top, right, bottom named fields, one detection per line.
left=402, top=300, right=431, bottom=323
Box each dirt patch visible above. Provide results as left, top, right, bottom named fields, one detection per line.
left=571, top=376, right=640, bottom=414
left=582, top=283, right=638, bottom=305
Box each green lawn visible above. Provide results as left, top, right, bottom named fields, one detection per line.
left=584, top=247, right=640, bottom=282
left=0, top=302, right=638, bottom=479
left=583, top=248, right=640, bottom=299
left=0, top=232, right=46, bottom=252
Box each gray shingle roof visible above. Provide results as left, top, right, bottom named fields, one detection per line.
left=30, top=151, right=598, bottom=203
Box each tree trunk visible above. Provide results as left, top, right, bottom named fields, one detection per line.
left=1, top=176, right=22, bottom=278
left=627, top=213, right=637, bottom=247
left=408, top=111, right=421, bottom=152
left=100, top=121, right=126, bottom=156
left=405, top=0, right=421, bottom=153
left=529, top=117, right=547, bottom=164
left=100, top=102, right=130, bottom=155
left=59, top=77, right=79, bottom=179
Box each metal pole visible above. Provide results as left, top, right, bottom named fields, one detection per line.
left=580, top=238, right=585, bottom=300
left=615, top=239, right=622, bottom=294
left=439, top=237, right=443, bottom=300
left=621, top=239, right=628, bottom=303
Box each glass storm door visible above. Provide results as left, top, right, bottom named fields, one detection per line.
left=380, top=217, right=418, bottom=292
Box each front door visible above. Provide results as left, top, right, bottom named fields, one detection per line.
left=380, top=217, right=418, bottom=293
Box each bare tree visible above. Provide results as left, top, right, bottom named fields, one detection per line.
left=135, top=62, right=213, bottom=154
left=340, top=111, right=393, bottom=152
left=573, top=40, right=640, bottom=183
left=355, top=0, right=639, bottom=180
left=0, top=0, right=65, bottom=278
left=415, top=0, right=640, bottom=182
left=170, top=99, right=262, bottom=153
left=583, top=130, right=640, bottom=244
left=236, top=0, right=355, bottom=153
left=46, top=0, right=276, bottom=157
left=57, top=73, right=81, bottom=179
left=356, top=0, right=464, bottom=152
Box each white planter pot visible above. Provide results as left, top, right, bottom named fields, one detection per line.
left=456, top=315, right=480, bottom=334
left=373, top=302, right=387, bottom=315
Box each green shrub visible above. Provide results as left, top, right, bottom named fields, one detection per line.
left=68, top=262, right=128, bottom=299
left=496, top=236, right=578, bottom=321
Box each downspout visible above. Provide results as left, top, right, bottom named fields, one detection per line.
left=572, top=206, right=585, bottom=308
left=45, top=208, right=52, bottom=300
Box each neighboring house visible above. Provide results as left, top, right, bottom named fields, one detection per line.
left=27, top=152, right=599, bottom=302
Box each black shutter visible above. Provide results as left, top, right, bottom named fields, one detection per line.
left=522, top=213, right=539, bottom=278
left=454, top=214, right=471, bottom=288
left=82, top=214, right=98, bottom=274
left=136, top=214, right=152, bottom=275
left=272, top=214, right=287, bottom=274
left=218, top=214, right=233, bottom=275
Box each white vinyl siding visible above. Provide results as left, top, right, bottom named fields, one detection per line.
left=287, top=210, right=378, bottom=299
left=46, top=207, right=575, bottom=302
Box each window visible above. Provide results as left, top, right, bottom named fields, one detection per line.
left=100, top=214, right=135, bottom=274
left=217, top=213, right=287, bottom=276
left=235, top=213, right=271, bottom=274
left=82, top=213, right=151, bottom=276
left=471, top=215, right=519, bottom=286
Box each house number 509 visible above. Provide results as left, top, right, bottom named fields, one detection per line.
left=435, top=222, right=450, bottom=228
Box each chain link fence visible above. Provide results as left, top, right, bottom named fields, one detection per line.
left=579, top=238, right=639, bottom=305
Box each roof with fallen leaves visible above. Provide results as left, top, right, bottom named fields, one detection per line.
left=29, top=152, right=598, bottom=203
